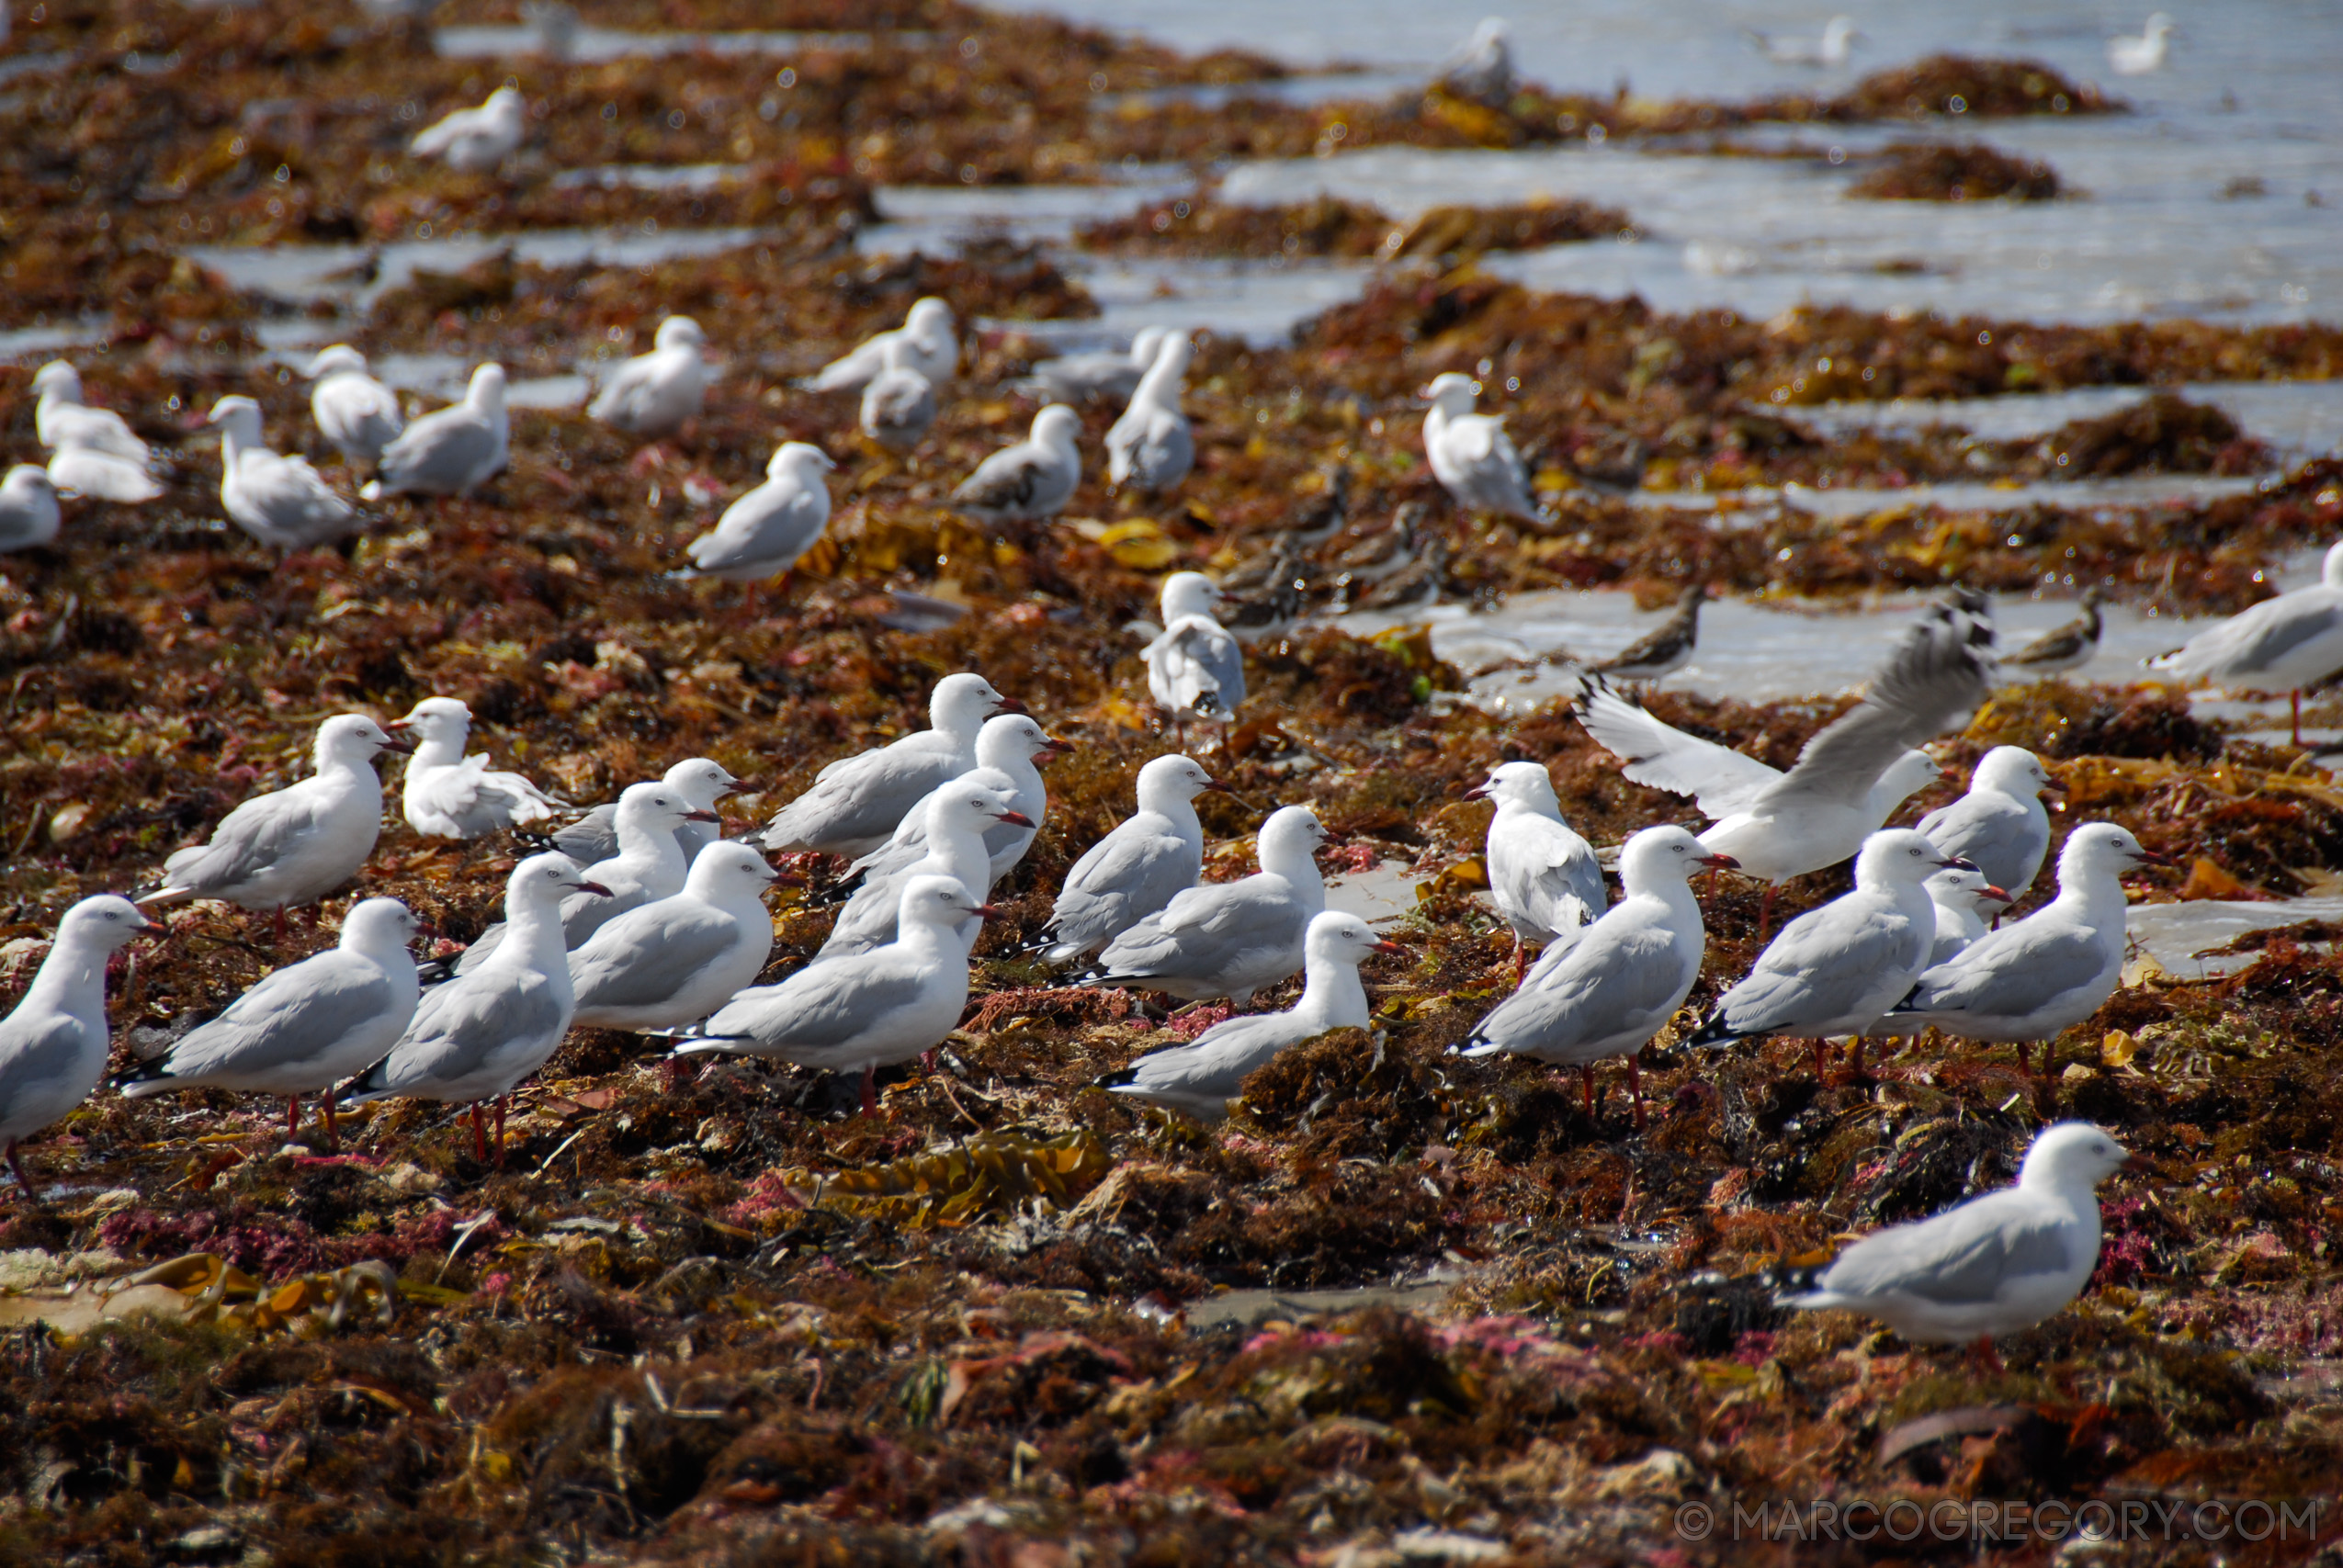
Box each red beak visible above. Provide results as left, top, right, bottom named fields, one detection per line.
left=723, top=776, right=755, bottom=791
left=683, top=809, right=721, bottom=823
left=973, top=904, right=1001, bottom=919
left=140, top=913, right=172, bottom=935
left=1373, top=939, right=1406, bottom=956
left=573, top=880, right=615, bottom=897
left=1698, top=852, right=1739, bottom=870
left=1980, top=884, right=2011, bottom=901
left=1201, top=779, right=1233, bottom=793
left=2132, top=849, right=2173, bottom=866
left=995, top=810, right=1036, bottom=828
left=992, top=697, right=1030, bottom=715
left=1041, top=738, right=1077, bottom=755
left=1462, top=782, right=1490, bottom=801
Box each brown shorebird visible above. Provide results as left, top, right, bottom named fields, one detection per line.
left=2005, top=586, right=2106, bottom=677
left=1590, top=583, right=1708, bottom=684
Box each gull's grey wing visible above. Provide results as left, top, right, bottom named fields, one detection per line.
left=693, top=484, right=825, bottom=574
left=0, top=1011, right=95, bottom=1099
left=549, top=806, right=620, bottom=865
left=1905, top=921, right=2111, bottom=1020
left=1715, top=897, right=1925, bottom=1034
left=765, top=745, right=959, bottom=852
left=1573, top=679, right=1784, bottom=819
left=952, top=448, right=1047, bottom=513
left=1815, top=1191, right=2074, bottom=1304
left=2190, top=597, right=2343, bottom=678
left=709, top=961, right=930, bottom=1052
left=1096, top=877, right=1304, bottom=979
left=384, top=968, right=565, bottom=1089
left=1469, top=921, right=1691, bottom=1058
left=1762, top=612, right=1992, bottom=808
left=1123, top=1013, right=1303, bottom=1103
left=572, top=905, right=740, bottom=1011
left=380, top=412, right=497, bottom=491
left=1046, top=822, right=1196, bottom=951
left=1510, top=816, right=1606, bottom=926
left=164, top=786, right=329, bottom=894
left=1149, top=617, right=1243, bottom=715
left=1917, top=796, right=2041, bottom=893
left=160, top=956, right=398, bottom=1080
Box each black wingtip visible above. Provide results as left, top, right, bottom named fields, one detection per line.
left=1684, top=1012, right=1740, bottom=1049
left=1093, top=1067, right=1138, bottom=1089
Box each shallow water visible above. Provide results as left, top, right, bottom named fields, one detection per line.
left=1799, top=380, right=2343, bottom=461
left=430, top=27, right=931, bottom=62
left=186, top=227, right=772, bottom=310
left=2126, top=897, right=2343, bottom=979
left=1322, top=858, right=1426, bottom=925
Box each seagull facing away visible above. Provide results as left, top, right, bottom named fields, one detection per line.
left=816, top=778, right=1029, bottom=959
left=411, top=85, right=526, bottom=173
left=1917, top=746, right=2060, bottom=900
left=1106, top=331, right=1194, bottom=493
left=32, top=361, right=149, bottom=463
left=949, top=404, right=1082, bottom=526
left=674, top=874, right=992, bottom=1114
left=1467, top=761, right=1605, bottom=980
left=1435, top=17, right=1515, bottom=105
left=2004, top=587, right=2106, bottom=678
left=762, top=673, right=1022, bottom=857
left=2107, top=12, right=2174, bottom=75
left=137, top=716, right=407, bottom=932
left=543, top=757, right=741, bottom=868
left=677, top=442, right=835, bottom=590
left=207, top=396, right=360, bottom=551
left=118, top=898, right=420, bottom=1148
left=391, top=695, right=563, bottom=840
left=1590, top=583, right=1708, bottom=685
left=1780, top=1122, right=2128, bottom=1366
left=844, top=713, right=1070, bottom=895
left=858, top=338, right=939, bottom=453
left=457, top=782, right=718, bottom=973
left=1889, top=822, right=2163, bottom=1077
left=1746, top=16, right=1862, bottom=67
left=1101, top=911, right=1401, bottom=1121
left=806, top=297, right=958, bottom=393
left=1, top=896, right=166, bottom=1202
left=0, top=466, right=61, bottom=553
left=1421, top=373, right=1544, bottom=523
left=2147, top=539, right=2343, bottom=745
left=363, top=364, right=509, bottom=501
left=1025, top=753, right=1221, bottom=965
left=304, top=345, right=405, bottom=469
left=1021, top=327, right=1168, bottom=405
left=346, top=854, right=607, bottom=1165
left=1078, top=805, right=1330, bottom=1006
left=568, top=842, right=780, bottom=1032
left=589, top=315, right=709, bottom=438
left=1460, top=825, right=1731, bottom=1127
left=1143, top=571, right=1246, bottom=749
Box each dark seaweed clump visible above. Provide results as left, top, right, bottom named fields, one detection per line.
left=1850, top=141, right=2063, bottom=201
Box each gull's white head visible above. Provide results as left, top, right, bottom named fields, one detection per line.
left=653, top=316, right=706, bottom=353
left=768, top=440, right=837, bottom=479
left=1128, top=325, right=1170, bottom=365
left=206, top=395, right=266, bottom=446
left=662, top=757, right=742, bottom=808
left=305, top=344, right=370, bottom=379
left=4, top=464, right=59, bottom=504
left=931, top=672, right=1018, bottom=736
left=1878, top=749, right=1944, bottom=807
left=1420, top=371, right=1480, bottom=414
left=1305, top=908, right=1404, bottom=966
left=1137, top=752, right=1220, bottom=807
left=1974, top=745, right=2058, bottom=799
left=390, top=695, right=474, bottom=750
left=975, top=713, right=1067, bottom=770
left=685, top=840, right=783, bottom=898
left=485, top=85, right=527, bottom=121
left=1467, top=760, right=1562, bottom=814
left=2319, top=538, right=2343, bottom=589
left=1620, top=823, right=1736, bottom=891
left=1031, top=403, right=1082, bottom=451
left=316, top=714, right=405, bottom=767
left=930, top=776, right=1031, bottom=838
left=59, top=894, right=169, bottom=953
left=342, top=897, right=423, bottom=954
left=31, top=361, right=84, bottom=400
left=2056, top=821, right=2162, bottom=884
left=1822, top=16, right=1862, bottom=46
left=616, top=781, right=717, bottom=837
left=2019, top=1120, right=2130, bottom=1191
left=1258, top=804, right=1330, bottom=869
left=1926, top=863, right=2009, bottom=913
left=898, top=872, right=992, bottom=933
left=905, top=297, right=956, bottom=338
left=466, top=363, right=508, bottom=410
left=1855, top=828, right=1972, bottom=889
left=510, top=850, right=608, bottom=913
left=1160, top=570, right=1225, bottom=624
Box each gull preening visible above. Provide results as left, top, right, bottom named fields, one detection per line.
left=392, top=696, right=564, bottom=840
left=677, top=442, right=835, bottom=589
left=1435, top=17, right=1515, bottom=105
left=2005, top=587, right=2106, bottom=677
left=363, top=363, right=509, bottom=500
left=1102, top=911, right=1400, bottom=1121
left=1142, top=571, right=1245, bottom=748
left=1590, top=584, right=1707, bottom=684
left=1421, top=372, right=1544, bottom=523
left=548, top=757, right=741, bottom=867
left=805, top=297, right=957, bottom=393
left=816, top=778, right=1028, bottom=959
left=207, top=395, right=361, bottom=551
left=1026, top=753, right=1219, bottom=965
left=411, top=85, right=526, bottom=173
left=1468, top=761, right=1605, bottom=979
left=119, top=898, right=421, bottom=1146
left=1745, top=16, right=1862, bottom=67
left=844, top=713, right=1068, bottom=897
left=1021, top=326, right=1168, bottom=405
left=2146, top=539, right=2343, bottom=744
left=1917, top=746, right=2058, bottom=900
left=858, top=338, right=939, bottom=453
left=2, top=896, right=165, bottom=1201
left=1781, top=1122, right=2128, bottom=1361
left=1106, top=331, right=1194, bottom=494
left=569, top=843, right=781, bottom=1032
left=2108, top=13, right=2174, bottom=75
left=589, top=315, right=710, bottom=439
left=761, top=673, right=1020, bottom=857
left=1460, top=826, right=1731, bottom=1126
left=305, top=345, right=404, bottom=469
left=949, top=404, right=1082, bottom=526
left=0, top=466, right=61, bottom=553
left=136, top=716, right=407, bottom=930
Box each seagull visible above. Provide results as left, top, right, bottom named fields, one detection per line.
left=1024, top=754, right=1222, bottom=965
left=1459, top=826, right=1732, bottom=1126
left=1019, top=326, right=1168, bottom=405
left=588, top=315, right=710, bottom=439
left=1421, top=373, right=1544, bottom=524
left=1780, top=1122, right=2129, bottom=1365
left=2107, top=12, right=2174, bottom=75
left=673, top=874, right=991, bottom=1114
left=1690, top=829, right=1974, bottom=1077
left=949, top=405, right=1082, bottom=527
left=858, top=338, right=939, bottom=453
left=1745, top=16, right=1862, bottom=67
left=1917, top=746, right=2060, bottom=900
left=804, top=297, right=957, bottom=393
left=568, top=843, right=781, bottom=1032
left=390, top=696, right=563, bottom=840
left=817, top=778, right=1026, bottom=959
left=1100, top=911, right=1401, bottom=1121
left=1077, top=805, right=1330, bottom=1006
left=31, top=361, right=149, bottom=463
left=1142, top=571, right=1246, bottom=749
left=1888, top=822, right=2163, bottom=1077
left=207, top=396, right=361, bottom=551
left=2146, top=539, right=2343, bottom=745
left=456, top=782, right=718, bottom=972
left=540, top=757, right=741, bottom=867
left=47, top=447, right=162, bottom=504
left=1590, top=584, right=1708, bottom=685
left=2003, top=587, right=2106, bottom=679
left=304, top=345, right=404, bottom=469
left=410, top=85, right=526, bottom=173
left=1435, top=17, right=1515, bottom=105
left=841, top=713, right=1070, bottom=897
left=676, top=442, right=835, bottom=591
left=1576, top=602, right=1994, bottom=898
left=1467, top=761, right=1605, bottom=980
left=1859, top=865, right=2011, bottom=1047
left=0, top=466, right=61, bottom=553
left=1, top=896, right=166, bottom=1202
left=345, top=854, right=606, bottom=1165
left=136, top=716, right=407, bottom=932
left=117, top=898, right=421, bottom=1147
left=362, top=363, right=508, bottom=500
left=761, top=673, right=1021, bottom=857
left=1106, top=331, right=1194, bottom=494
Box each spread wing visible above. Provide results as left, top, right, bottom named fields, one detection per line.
left=1760, top=609, right=1992, bottom=810
left=1573, top=677, right=1784, bottom=819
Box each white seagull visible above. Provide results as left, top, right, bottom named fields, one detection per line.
left=843, top=713, right=1069, bottom=895
left=411, top=85, right=526, bottom=173
left=47, top=446, right=162, bottom=505
left=1781, top=1122, right=2128, bottom=1363
left=1079, top=805, right=1330, bottom=1005
left=118, top=898, right=421, bottom=1146
left=0, top=466, right=62, bottom=553
left=858, top=338, right=939, bottom=453
left=391, top=695, right=563, bottom=840
left=1106, top=331, right=1194, bottom=493
left=1421, top=372, right=1543, bottom=523
left=1747, top=16, right=1862, bottom=67
left=1917, top=746, right=2059, bottom=899
left=2146, top=538, right=2343, bottom=745
left=569, top=842, right=781, bottom=1032
left=304, top=345, right=404, bottom=469
left=1466, top=761, right=1605, bottom=979
left=589, top=315, right=710, bottom=438
left=761, top=672, right=1021, bottom=857
left=1459, top=825, right=1732, bottom=1125
left=1024, top=753, right=1221, bottom=965
left=136, top=716, right=406, bottom=931
left=949, top=404, right=1082, bottom=527
left=546, top=757, right=741, bottom=867
left=1021, top=327, right=1168, bottom=405
left=1, top=896, right=165, bottom=1201
left=457, top=782, right=718, bottom=972
left=1101, top=911, right=1401, bottom=1121
left=1142, top=571, right=1246, bottom=748
left=817, top=778, right=1028, bottom=959
left=1921, top=864, right=2012, bottom=967
left=676, top=442, right=834, bottom=588
left=804, top=297, right=957, bottom=393
left=2107, top=13, right=2174, bottom=75
left=363, top=363, right=509, bottom=500
left=32, top=361, right=149, bottom=462
left=208, top=396, right=361, bottom=551
left=1435, top=17, right=1515, bottom=104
